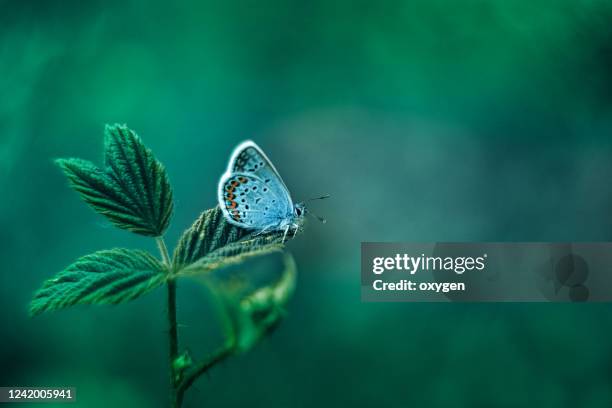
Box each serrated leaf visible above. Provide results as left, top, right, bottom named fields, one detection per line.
left=177, top=243, right=285, bottom=278
left=55, top=124, right=173, bottom=237
left=172, top=206, right=297, bottom=269
left=30, top=249, right=167, bottom=316
left=103, top=124, right=173, bottom=235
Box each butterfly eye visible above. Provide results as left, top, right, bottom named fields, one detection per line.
left=295, top=207, right=302, bottom=217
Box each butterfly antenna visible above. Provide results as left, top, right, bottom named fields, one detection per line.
left=306, top=194, right=330, bottom=202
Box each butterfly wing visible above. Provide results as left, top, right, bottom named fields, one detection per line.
left=218, top=172, right=292, bottom=229
left=227, top=140, right=294, bottom=208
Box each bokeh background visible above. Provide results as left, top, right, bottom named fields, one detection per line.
left=3, top=0, right=612, bottom=406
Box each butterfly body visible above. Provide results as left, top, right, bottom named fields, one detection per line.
left=218, top=141, right=304, bottom=239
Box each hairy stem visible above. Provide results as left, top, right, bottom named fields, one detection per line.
left=156, top=236, right=234, bottom=407
left=177, top=342, right=234, bottom=399
left=156, top=237, right=179, bottom=408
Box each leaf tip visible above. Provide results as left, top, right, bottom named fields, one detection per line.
left=54, top=157, right=68, bottom=168
left=28, top=300, right=43, bottom=317
left=104, top=123, right=131, bottom=147
left=104, top=122, right=127, bottom=132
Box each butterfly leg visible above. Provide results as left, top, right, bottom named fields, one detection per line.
left=282, top=225, right=290, bottom=243
left=291, top=224, right=299, bottom=239
left=254, top=225, right=273, bottom=237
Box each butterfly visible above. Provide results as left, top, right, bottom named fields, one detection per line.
left=218, top=140, right=316, bottom=241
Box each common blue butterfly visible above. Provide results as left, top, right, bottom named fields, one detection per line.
left=218, top=140, right=307, bottom=240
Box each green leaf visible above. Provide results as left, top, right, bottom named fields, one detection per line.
left=177, top=243, right=285, bottom=278
left=55, top=124, right=173, bottom=237
left=172, top=207, right=301, bottom=352
left=172, top=206, right=297, bottom=269
left=205, top=252, right=297, bottom=352
left=30, top=249, right=167, bottom=316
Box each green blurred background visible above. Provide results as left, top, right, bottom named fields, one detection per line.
left=3, top=0, right=612, bottom=406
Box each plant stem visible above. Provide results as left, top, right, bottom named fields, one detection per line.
left=156, top=237, right=234, bottom=407
left=167, top=280, right=179, bottom=407
left=156, top=236, right=171, bottom=265
left=177, top=342, right=234, bottom=399
left=156, top=237, right=179, bottom=408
